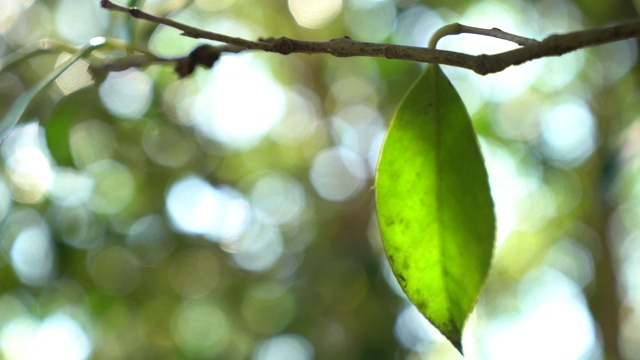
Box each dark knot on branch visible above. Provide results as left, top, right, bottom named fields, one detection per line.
left=270, top=37, right=295, bottom=55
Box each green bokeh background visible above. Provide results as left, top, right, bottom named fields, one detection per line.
left=1, top=0, right=639, bottom=359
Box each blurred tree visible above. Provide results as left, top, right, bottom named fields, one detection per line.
left=0, top=0, right=639, bottom=359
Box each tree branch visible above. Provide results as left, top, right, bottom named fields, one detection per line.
left=100, top=0, right=640, bottom=75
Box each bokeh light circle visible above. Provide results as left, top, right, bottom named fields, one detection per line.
left=99, top=69, right=153, bottom=120
left=288, top=0, right=342, bottom=29
left=166, top=176, right=250, bottom=241
left=193, top=55, right=286, bottom=150
left=309, top=146, right=367, bottom=201
left=254, top=334, right=314, bottom=360
left=250, top=172, right=306, bottom=226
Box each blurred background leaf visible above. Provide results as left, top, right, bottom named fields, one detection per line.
left=0, top=0, right=638, bottom=359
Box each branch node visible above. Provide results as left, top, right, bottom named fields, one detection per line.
left=272, top=37, right=295, bottom=55
left=129, top=7, right=143, bottom=18
left=474, top=54, right=509, bottom=75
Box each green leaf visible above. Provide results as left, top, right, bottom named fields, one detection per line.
left=375, top=64, right=495, bottom=353
left=0, top=40, right=105, bottom=140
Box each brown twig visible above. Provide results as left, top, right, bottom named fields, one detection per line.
left=429, top=23, right=541, bottom=48
left=100, top=0, right=640, bottom=75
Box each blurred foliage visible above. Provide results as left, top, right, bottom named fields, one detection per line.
left=0, top=0, right=640, bottom=359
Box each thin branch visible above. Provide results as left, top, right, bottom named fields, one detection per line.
left=100, top=0, right=270, bottom=50
left=429, top=23, right=540, bottom=48
left=100, top=0, right=640, bottom=75
left=88, top=44, right=241, bottom=77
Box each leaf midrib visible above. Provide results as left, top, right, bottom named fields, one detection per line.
left=433, top=66, right=455, bottom=330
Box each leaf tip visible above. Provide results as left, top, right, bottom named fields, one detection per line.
left=452, top=339, right=464, bottom=356
left=442, top=327, right=464, bottom=356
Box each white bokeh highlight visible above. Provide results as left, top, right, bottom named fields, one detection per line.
left=166, top=176, right=250, bottom=242
left=253, top=334, right=314, bottom=360
left=10, top=224, right=54, bottom=287
left=99, top=69, right=153, bottom=120
left=309, top=146, right=367, bottom=202
left=193, top=55, right=286, bottom=150
left=288, top=0, right=342, bottom=29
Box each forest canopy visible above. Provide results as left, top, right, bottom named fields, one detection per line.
left=0, top=0, right=639, bottom=359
